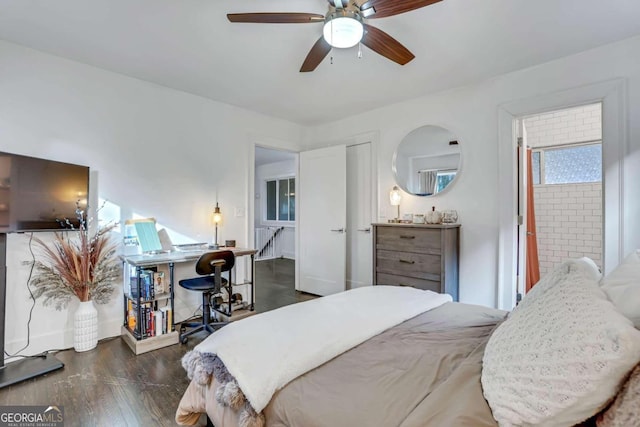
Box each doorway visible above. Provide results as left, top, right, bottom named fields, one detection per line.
left=517, top=102, right=604, bottom=299
left=497, top=79, right=625, bottom=310
left=253, top=146, right=298, bottom=304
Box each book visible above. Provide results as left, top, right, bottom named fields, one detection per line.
left=160, top=306, right=172, bottom=334
left=149, top=310, right=155, bottom=337
left=154, top=310, right=163, bottom=336
left=134, top=271, right=154, bottom=301
left=127, top=300, right=136, bottom=330
left=153, top=271, right=166, bottom=294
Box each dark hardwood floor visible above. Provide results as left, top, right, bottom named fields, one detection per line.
left=254, top=258, right=316, bottom=312
left=0, top=258, right=313, bottom=427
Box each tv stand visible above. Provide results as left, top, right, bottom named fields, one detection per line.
left=0, top=354, right=64, bottom=388
left=0, top=233, right=64, bottom=389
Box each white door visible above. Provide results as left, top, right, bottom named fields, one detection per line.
left=346, top=143, right=372, bottom=289
left=299, top=145, right=347, bottom=296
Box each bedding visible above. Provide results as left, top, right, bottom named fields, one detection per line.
left=183, top=286, right=452, bottom=418
left=176, top=256, right=640, bottom=427
left=177, top=300, right=507, bottom=427
left=596, top=362, right=640, bottom=427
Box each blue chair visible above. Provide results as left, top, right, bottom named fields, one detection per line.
left=178, top=250, right=235, bottom=344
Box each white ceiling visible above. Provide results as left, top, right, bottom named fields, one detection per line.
left=1, top=0, right=640, bottom=126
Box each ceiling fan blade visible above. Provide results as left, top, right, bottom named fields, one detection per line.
left=327, top=0, right=349, bottom=7
left=360, top=0, right=442, bottom=19
left=227, top=13, right=325, bottom=24
left=361, top=24, right=415, bottom=65
left=300, top=37, right=332, bottom=72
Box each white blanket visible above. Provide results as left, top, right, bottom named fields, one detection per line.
left=195, top=285, right=452, bottom=413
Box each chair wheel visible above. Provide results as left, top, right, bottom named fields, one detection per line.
left=180, top=336, right=188, bottom=344
left=212, top=296, right=224, bottom=308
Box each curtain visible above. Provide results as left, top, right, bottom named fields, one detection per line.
left=526, top=148, right=541, bottom=292
left=418, top=170, right=438, bottom=195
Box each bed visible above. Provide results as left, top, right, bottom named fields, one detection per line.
left=176, top=254, right=640, bottom=427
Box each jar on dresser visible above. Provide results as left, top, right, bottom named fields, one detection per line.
left=372, top=223, right=460, bottom=301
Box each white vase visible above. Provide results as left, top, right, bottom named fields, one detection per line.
left=74, top=300, right=98, bottom=352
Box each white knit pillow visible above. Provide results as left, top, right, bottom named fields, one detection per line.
left=516, top=257, right=602, bottom=313
left=600, top=250, right=640, bottom=328
left=482, top=259, right=640, bottom=427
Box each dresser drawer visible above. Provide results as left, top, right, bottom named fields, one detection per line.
left=372, top=223, right=459, bottom=301
left=376, top=249, right=441, bottom=281
left=376, top=226, right=441, bottom=254
left=376, top=273, right=442, bottom=293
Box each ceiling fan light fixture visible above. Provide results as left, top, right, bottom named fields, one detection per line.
left=323, top=11, right=364, bottom=49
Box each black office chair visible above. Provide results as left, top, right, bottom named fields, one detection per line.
left=178, top=250, right=235, bottom=344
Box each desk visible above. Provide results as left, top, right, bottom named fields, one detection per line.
left=120, top=246, right=257, bottom=354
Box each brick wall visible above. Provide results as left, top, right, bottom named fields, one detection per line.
left=525, top=103, right=603, bottom=277
left=533, top=183, right=602, bottom=276
left=524, top=103, right=602, bottom=148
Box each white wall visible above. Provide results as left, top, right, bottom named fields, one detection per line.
left=254, top=159, right=296, bottom=259
left=303, top=34, right=640, bottom=308
left=0, top=40, right=304, bottom=358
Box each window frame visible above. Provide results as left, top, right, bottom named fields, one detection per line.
left=435, top=169, right=457, bottom=193
left=263, top=175, right=295, bottom=224
left=531, top=140, right=602, bottom=186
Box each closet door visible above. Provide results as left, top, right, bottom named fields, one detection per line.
left=346, top=143, right=373, bottom=289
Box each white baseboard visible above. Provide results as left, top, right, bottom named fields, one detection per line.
left=4, top=317, right=122, bottom=363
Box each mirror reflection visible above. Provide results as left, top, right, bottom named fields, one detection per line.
left=393, top=125, right=461, bottom=196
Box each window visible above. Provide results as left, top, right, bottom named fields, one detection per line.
left=266, top=177, right=295, bottom=222
left=436, top=171, right=456, bottom=193
left=532, top=142, right=602, bottom=185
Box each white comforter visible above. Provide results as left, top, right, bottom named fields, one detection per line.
left=194, top=285, right=452, bottom=413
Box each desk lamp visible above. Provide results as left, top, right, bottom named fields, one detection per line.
left=211, top=203, right=222, bottom=249
left=389, top=186, right=402, bottom=222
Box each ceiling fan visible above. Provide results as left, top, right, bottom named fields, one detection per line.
left=227, top=0, right=443, bottom=72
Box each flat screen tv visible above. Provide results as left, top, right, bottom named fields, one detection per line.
left=0, top=151, right=89, bottom=232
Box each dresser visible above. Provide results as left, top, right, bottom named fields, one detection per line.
left=372, top=223, right=460, bottom=301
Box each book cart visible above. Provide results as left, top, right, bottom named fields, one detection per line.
left=119, top=247, right=257, bottom=354
left=120, top=258, right=179, bottom=355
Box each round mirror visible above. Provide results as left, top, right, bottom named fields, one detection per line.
left=393, top=125, right=461, bottom=196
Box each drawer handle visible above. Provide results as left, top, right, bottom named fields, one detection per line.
left=399, top=235, right=416, bottom=239
left=399, top=259, right=415, bottom=264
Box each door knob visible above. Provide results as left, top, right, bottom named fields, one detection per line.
left=330, top=228, right=345, bottom=233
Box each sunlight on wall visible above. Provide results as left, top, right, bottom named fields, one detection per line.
left=97, top=198, right=202, bottom=253
left=97, top=198, right=121, bottom=232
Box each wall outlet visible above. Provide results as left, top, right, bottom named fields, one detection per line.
left=234, top=207, right=245, bottom=217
